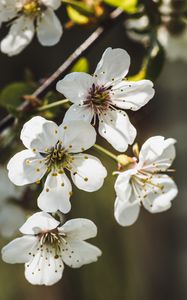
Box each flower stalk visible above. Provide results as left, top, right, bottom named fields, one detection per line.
left=93, top=144, right=118, bottom=162
left=37, top=99, right=69, bottom=112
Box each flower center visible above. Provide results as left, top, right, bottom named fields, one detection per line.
left=22, top=0, right=44, bottom=15
left=38, top=230, right=66, bottom=259
left=40, top=141, right=72, bottom=172
left=85, top=84, right=111, bottom=112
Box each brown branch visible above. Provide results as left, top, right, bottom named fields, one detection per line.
left=0, top=8, right=124, bottom=132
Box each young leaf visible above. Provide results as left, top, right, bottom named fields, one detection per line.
left=71, top=57, right=90, bottom=73
left=0, top=82, right=35, bottom=113
left=103, top=0, right=138, bottom=13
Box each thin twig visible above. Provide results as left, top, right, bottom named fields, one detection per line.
left=0, top=8, right=124, bottom=132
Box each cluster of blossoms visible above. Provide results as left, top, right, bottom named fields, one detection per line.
left=1, top=48, right=178, bottom=285
left=0, top=0, right=63, bottom=56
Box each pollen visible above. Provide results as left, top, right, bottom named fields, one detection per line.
left=23, top=0, right=40, bottom=15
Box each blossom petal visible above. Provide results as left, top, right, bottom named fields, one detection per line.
left=7, top=150, right=47, bottom=186
left=98, top=109, right=136, bottom=152
left=94, top=48, right=130, bottom=86
left=59, top=218, right=97, bottom=240
left=61, top=240, right=101, bottom=268
left=25, top=247, right=64, bottom=285
left=70, top=154, right=107, bottom=192
left=20, top=116, right=59, bottom=152
left=1, top=16, right=34, bottom=56
left=20, top=212, right=60, bottom=235
left=114, top=196, right=140, bottom=226
left=143, top=174, right=178, bottom=213
left=114, top=169, right=136, bottom=200
left=0, top=0, right=17, bottom=23
left=58, top=121, right=96, bottom=153
left=139, top=136, right=176, bottom=172
left=63, top=104, right=94, bottom=123
left=111, top=80, right=155, bottom=110
left=37, top=9, right=63, bottom=46
left=42, top=0, right=61, bottom=9
left=56, top=72, right=95, bottom=104
left=37, top=172, right=72, bottom=213
left=1, top=236, right=38, bottom=263
left=114, top=170, right=140, bottom=226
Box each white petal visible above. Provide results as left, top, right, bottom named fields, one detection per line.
left=70, top=154, right=107, bottom=192
left=56, top=72, right=95, bottom=104
left=59, top=218, right=97, bottom=240
left=41, top=0, right=61, bottom=9
left=114, top=169, right=136, bottom=200
left=20, top=116, right=59, bottom=152
left=111, top=80, right=155, bottom=110
left=142, top=174, right=178, bottom=213
left=1, top=236, right=38, bottom=263
left=0, top=0, right=17, bottom=23
left=37, top=172, right=72, bottom=213
left=61, top=240, right=101, bottom=268
left=114, top=170, right=140, bottom=226
left=94, top=48, right=130, bottom=86
left=0, top=204, right=26, bottom=238
left=98, top=109, right=136, bottom=152
left=139, top=136, right=176, bottom=172
left=20, top=212, right=60, bottom=235
left=63, top=104, right=94, bottom=123
left=25, top=246, right=64, bottom=285
left=7, top=150, right=47, bottom=186
left=58, top=121, right=96, bottom=153
left=37, top=9, right=63, bottom=46
left=1, top=16, right=34, bottom=56
left=114, top=196, right=140, bottom=227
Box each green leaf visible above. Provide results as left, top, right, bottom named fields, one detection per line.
left=146, top=42, right=165, bottom=81
left=63, top=0, right=94, bottom=15
left=103, top=0, right=138, bottom=13
left=0, top=82, right=35, bottom=113
left=71, top=57, right=89, bottom=73
left=67, top=5, right=90, bottom=24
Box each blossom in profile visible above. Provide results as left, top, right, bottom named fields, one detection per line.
left=114, top=136, right=178, bottom=226
left=1, top=212, right=102, bottom=285
left=0, top=0, right=63, bottom=56
left=56, top=47, right=155, bottom=152
left=7, top=116, right=107, bottom=213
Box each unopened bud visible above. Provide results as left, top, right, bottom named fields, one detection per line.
left=132, top=143, right=140, bottom=158
left=117, top=154, right=135, bottom=167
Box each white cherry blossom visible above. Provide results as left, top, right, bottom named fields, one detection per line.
left=7, top=116, right=107, bottom=213
left=0, top=0, right=63, bottom=56
left=56, top=48, right=155, bottom=152
left=114, top=136, right=178, bottom=226
left=1, top=212, right=102, bottom=285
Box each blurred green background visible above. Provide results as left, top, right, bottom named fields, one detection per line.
left=0, top=5, right=186, bottom=300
